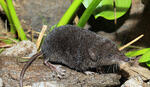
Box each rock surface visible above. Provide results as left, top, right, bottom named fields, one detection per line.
left=121, top=75, right=150, bottom=87
left=119, top=57, right=150, bottom=87
left=0, top=40, right=37, bottom=57
left=120, top=57, right=150, bottom=81
left=0, top=56, right=121, bottom=87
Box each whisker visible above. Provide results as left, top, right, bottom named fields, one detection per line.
left=116, top=64, right=118, bottom=72
left=113, top=65, right=115, bottom=73
left=107, top=66, right=111, bottom=73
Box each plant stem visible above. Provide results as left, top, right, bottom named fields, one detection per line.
left=56, top=0, right=83, bottom=27
left=0, top=0, right=16, bottom=33
left=77, top=0, right=102, bottom=27
left=6, top=0, right=27, bottom=40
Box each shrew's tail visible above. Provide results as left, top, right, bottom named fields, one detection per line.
left=19, top=51, right=42, bottom=87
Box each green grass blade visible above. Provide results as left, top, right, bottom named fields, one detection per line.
left=125, top=48, right=150, bottom=57
left=57, top=0, right=83, bottom=27
left=139, top=50, right=150, bottom=63
left=50, top=24, right=57, bottom=31
left=77, top=0, right=102, bottom=27
left=0, top=0, right=16, bottom=33
left=6, top=0, right=27, bottom=40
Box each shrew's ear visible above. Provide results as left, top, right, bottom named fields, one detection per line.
left=88, top=48, right=97, bottom=62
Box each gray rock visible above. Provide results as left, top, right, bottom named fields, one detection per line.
left=121, top=75, right=150, bottom=87
left=0, top=40, right=37, bottom=57
left=121, top=76, right=143, bottom=87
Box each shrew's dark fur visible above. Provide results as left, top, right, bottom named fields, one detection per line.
left=20, top=25, right=127, bottom=87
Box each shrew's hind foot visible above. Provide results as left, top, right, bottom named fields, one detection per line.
left=44, top=60, right=66, bottom=78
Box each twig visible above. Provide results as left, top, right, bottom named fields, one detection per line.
left=127, top=45, right=144, bottom=49
left=2, top=36, right=18, bottom=43
left=0, top=44, right=12, bottom=48
left=6, top=37, right=18, bottom=43
left=26, top=29, right=46, bottom=36
left=119, top=34, right=144, bottom=51
left=36, top=25, right=47, bottom=49
left=74, top=15, right=79, bottom=25
left=21, top=57, right=30, bottom=59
